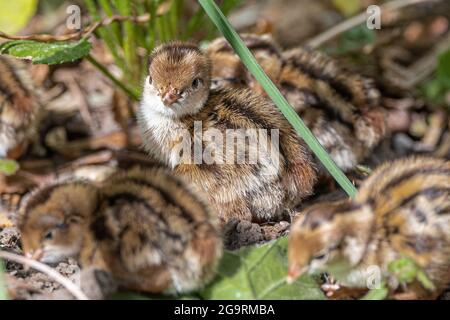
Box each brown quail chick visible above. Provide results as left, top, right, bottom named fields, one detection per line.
left=288, top=157, right=450, bottom=299
left=207, top=33, right=283, bottom=93
left=281, top=47, right=386, bottom=172
left=206, top=35, right=387, bottom=172
left=138, top=41, right=317, bottom=224
left=18, top=167, right=223, bottom=296
left=0, top=56, right=42, bottom=159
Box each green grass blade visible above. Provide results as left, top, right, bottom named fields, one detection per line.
left=0, top=260, right=8, bottom=300
left=113, top=0, right=139, bottom=85
left=220, top=0, right=242, bottom=16
left=145, top=0, right=157, bottom=50
left=198, top=0, right=357, bottom=197
left=133, top=0, right=150, bottom=50
left=169, top=0, right=179, bottom=38
left=185, top=9, right=206, bottom=39
left=98, top=0, right=122, bottom=46
left=85, top=0, right=126, bottom=72
left=156, top=4, right=169, bottom=42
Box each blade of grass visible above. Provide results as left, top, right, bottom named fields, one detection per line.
left=98, top=0, right=122, bottom=46
left=145, top=0, right=158, bottom=50
left=85, top=0, right=126, bottom=72
left=185, top=9, right=206, bottom=39
left=169, top=0, right=178, bottom=38
left=221, top=0, right=242, bottom=16
left=0, top=261, right=8, bottom=300
left=133, top=0, right=150, bottom=50
left=198, top=0, right=357, bottom=197
left=162, top=10, right=173, bottom=39
left=113, top=0, right=139, bottom=85
left=156, top=6, right=169, bottom=42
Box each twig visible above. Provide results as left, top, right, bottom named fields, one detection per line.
left=0, top=1, right=171, bottom=43
left=306, top=0, right=439, bottom=48
left=0, top=16, right=143, bottom=42
left=64, top=150, right=114, bottom=169
left=0, top=251, right=88, bottom=300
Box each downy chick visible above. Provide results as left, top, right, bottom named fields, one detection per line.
left=288, top=157, right=450, bottom=299
left=0, top=56, right=42, bottom=159
left=207, top=33, right=283, bottom=92
left=138, top=41, right=317, bottom=224
left=206, top=35, right=386, bottom=172
left=18, top=167, right=222, bottom=295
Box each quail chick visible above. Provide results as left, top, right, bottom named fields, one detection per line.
left=281, top=48, right=385, bottom=146
left=206, top=35, right=386, bottom=172
left=207, top=34, right=283, bottom=93
left=288, top=157, right=450, bottom=299
left=138, top=41, right=317, bottom=224
left=0, top=56, right=42, bottom=159
left=18, top=167, right=223, bottom=295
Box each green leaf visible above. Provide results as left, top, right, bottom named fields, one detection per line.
left=388, top=257, right=418, bottom=283
left=421, top=50, right=450, bottom=106
left=388, top=256, right=435, bottom=291
left=416, top=270, right=436, bottom=291
left=332, top=0, right=361, bottom=16
left=0, top=261, right=8, bottom=300
left=198, top=0, right=357, bottom=197
left=0, top=40, right=92, bottom=65
left=338, top=25, right=376, bottom=53
left=200, top=238, right=325, bottom=300
left=0, top=159, right=19, bottom=176
left=437, top=49, right=450, bottom=86
left=360, top=283, right=389, bottom=300
left=421, top=78, right=445, bottom=101
left=0, top=0, right=37, bottom=35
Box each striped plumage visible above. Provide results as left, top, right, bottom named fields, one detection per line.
left=356, top=157, right=450, bottom=297
left=207, top=34, right=283, bottom=92
left=18, top=167, right=222, bottom=295
left=206, top=35, right=386, bottom=172
left=288, top=157, right=450, bottom=298
left=138, top=41, right=317, bottom=223
left=0, top=56, right=41, bottom=158
left=281, top=47, right=381, bottom=110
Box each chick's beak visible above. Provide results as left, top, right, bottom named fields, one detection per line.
left=162, top=89, right=180, bottom=106
left=286, top=263, right=308, bottom=284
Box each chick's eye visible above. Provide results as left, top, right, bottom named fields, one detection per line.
left=313, top=252, right=328, bottom=261
left=192, top=78, right=202, bottom=89
left=148, top=76, right=153, bottom=85
left=43, top=230, right=54, bottom=241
